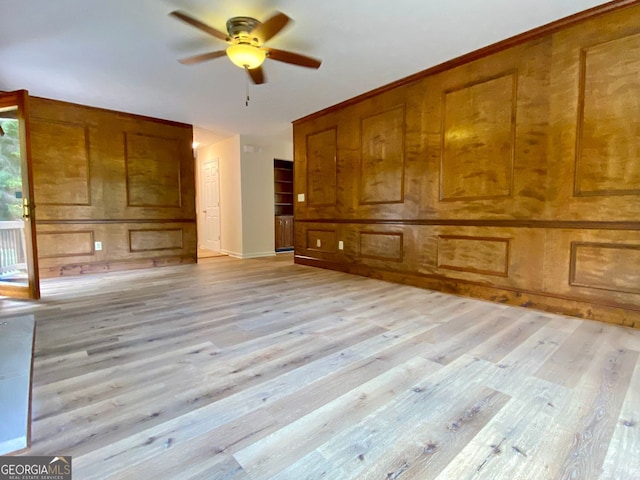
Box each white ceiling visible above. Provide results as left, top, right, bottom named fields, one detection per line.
left=1, top=0, right=607, bottom=145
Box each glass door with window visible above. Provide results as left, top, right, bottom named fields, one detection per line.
left=0, top=90, right=40, bottom=299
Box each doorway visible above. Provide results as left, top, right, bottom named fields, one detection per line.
left=0, top=91, right=40, bottom=299
left=197, top=157, right=221, bottom=258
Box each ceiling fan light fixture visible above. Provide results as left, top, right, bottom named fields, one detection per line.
left=226, top=44, right=266, bottom=69
left=172, top=10, right=322, bottom=84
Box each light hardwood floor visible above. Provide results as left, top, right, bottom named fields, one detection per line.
left=1, top=254, right=639, bottom=479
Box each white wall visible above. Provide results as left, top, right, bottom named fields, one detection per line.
left=199, top=135, right=242, bottom=257
left=198, top=134, right=293, bottom=258
left=240, top=134, right=293, bottom=258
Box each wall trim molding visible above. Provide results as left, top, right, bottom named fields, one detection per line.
left=37, top=219, right=196, bottom=225
left=294, top=218, right=640, bottom=231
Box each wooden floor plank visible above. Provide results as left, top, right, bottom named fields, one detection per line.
left=468, top=311, right=551, bottom=363
left=357, top=387, right=511, bottom=480
left=0, top=254, right=637, bottom=479
left=234, top=356, right=441, bottom=479
left=272, top=355, right=501, bottom=479
left=535, top=320, right=607, bottom=387
left=599, top=360, right=640, bottom=480
left=70, top=320, right=440, bottom=478
left=105, top=336, right=439, bottom=479
left=553, top=335, right=639, bottom=480
left=425, top=308, right=527, bottom=365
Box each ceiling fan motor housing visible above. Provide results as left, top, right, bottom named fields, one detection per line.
left=226, top=16, right=261, bottom=42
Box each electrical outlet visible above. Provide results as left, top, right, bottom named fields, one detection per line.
left=338, top=240, right=344, bottom=250
left=297, top=193, right=305, bottom=202
left=95, top=241, right=102, bottom=251
left=316, top=239, right=321, bottom=247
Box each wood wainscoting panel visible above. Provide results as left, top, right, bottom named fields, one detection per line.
left=125, top=133, right=182, bottom=207
left=37, top=231, right=94, bottom=259
left=306, top=128, right=337, bottom=206
left=306, top=229, right=337, bottom=254
left=575, top=32, right=640, bottom=197
left=416, top=226, right=545, bottom=290
left=30, top=119, right=91, bottom=206
left=570, top=242, right=640, bottom=295
left=359, top=231, right=403, bottom=262
left=437, top=235, right=509, bottom=277
left=129, top=228, right=184, bottom=253
left=541, top=228, right=640, bottom=308
left=359, top=105, right=405, bottom=205
left=440, top=72, right=517, bottom=201
left=37, top=222, right=196, bottom=278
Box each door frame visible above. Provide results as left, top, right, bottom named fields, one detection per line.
left=0, top=90, right=40, bottom=299
left=197, top=156, right=221, bottom=253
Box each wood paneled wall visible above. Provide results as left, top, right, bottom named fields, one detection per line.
left=292, top=3, right=640, bottom=328
left=29, top=97, right=196, bottom=277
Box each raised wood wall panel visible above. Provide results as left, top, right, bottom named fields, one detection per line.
left=293, top=4, right=640, bottom=327
left=359, top=106, right=405, bottom=204
left=575, top=33, right=640, bottom=197
left=306, top=229, right=337, bottom=253
left=29, top=97, right=196, bottom=277
left=306, top=128, right=337, bottom=206
left=36, top=231, right=94, bottom=259
left=293, top=83, right=422, bottom=222
left=441, top=73, right=516, bottom=201
left=416, top=225, right=545, bottom=290
left=570, top=242, right=640, bottom=295
left=547, top=6, right=640, bottom=221
left=30, top=119, right=91, bottom=206
left=436, top=235, right=509, bottom=277
left=420, top=38, right=550, bottom=219
left=537, top=228, right=640, bottom=308
left=359, top=231, right=403, bottom=262
left=125, top=133, right=182, bottom=207
left=129, top=228, right=184, bottom=252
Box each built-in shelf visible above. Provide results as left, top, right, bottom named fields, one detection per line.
left=274, top=159, right=294, bottom=251
left=274, top=159, right=293, bottom=217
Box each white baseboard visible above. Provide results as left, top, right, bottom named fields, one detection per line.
left=221, top=250, right=276, bottom=259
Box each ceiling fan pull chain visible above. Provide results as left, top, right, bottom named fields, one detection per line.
left=245, top=68, right=250, bottom=106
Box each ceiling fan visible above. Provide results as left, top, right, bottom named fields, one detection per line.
left=170, top=10, right=322, bottom=85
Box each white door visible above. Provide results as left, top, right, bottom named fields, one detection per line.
left=200, top=158, right=221, bottom=252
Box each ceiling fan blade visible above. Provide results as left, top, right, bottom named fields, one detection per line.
left=178, top=50, right=227, bottom=65
left=251, top=12, right=290, bottom=43
left=247, top=66, right=266, bottom=85
left=170, top=11, right=228, bottom=41
left=265, top=48, right=322, bottom=69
